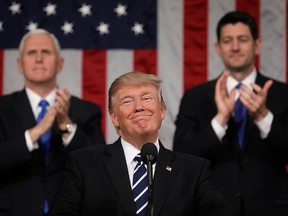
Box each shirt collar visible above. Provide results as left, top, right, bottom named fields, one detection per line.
left=121, top=137, right=160, bottom=166
left=226, top=68, right=257, bottom=95
left=25, top=87, right=56, bottom=118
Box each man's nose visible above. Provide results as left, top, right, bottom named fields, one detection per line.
left=135, top=99, right=144, bottom=112
left=231, top=40, right=240, bottom=51
left=35, top=52, right=43, bottom=62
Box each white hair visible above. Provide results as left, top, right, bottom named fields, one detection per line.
left=18, top=29, right=61, bottom=57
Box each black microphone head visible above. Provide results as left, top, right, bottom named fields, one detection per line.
left=140, top=143, right=158, bottom=165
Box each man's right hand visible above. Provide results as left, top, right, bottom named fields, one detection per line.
left=214, top=71, right=236, bottom=127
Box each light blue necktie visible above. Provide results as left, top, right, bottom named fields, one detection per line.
left=233, top=83, right=247, bottom=150
left=36, top=99, right=51, bottom=214
left=132, top=154, right=149, bottom=216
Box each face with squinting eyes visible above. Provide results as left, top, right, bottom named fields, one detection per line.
left=110, top=84, right=166, bottom=140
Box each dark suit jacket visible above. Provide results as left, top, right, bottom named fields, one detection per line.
left=0, top=89, right=105, bottom=216
left=48, top=138, right=232, bottom=216
left=173, top=72, right=288, bottom=216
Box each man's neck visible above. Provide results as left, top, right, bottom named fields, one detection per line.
left=25, top=82, right=56, bottom=98
left=121, top=134, right=158, bottom=150
left=229, top=67, right=255, bottom=82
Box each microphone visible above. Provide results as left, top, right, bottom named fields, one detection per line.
left=141, top=143, right=157, bottom=165
left=140, top=143, right=158, bottom=216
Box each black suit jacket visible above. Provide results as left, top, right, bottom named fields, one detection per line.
left=0, top=89, right=105, bottom=216
left=173, top=72, right=288, bottom=216
left=48, top=138, right=232, bottom=216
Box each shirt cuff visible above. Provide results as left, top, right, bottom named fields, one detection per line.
left=254, top=111, right=273, bottom=139
left=211, top=117, right=228, bottom=140
left=25, top=130, right=39, bottom=152
left=62, top=124, right=77, bottom=147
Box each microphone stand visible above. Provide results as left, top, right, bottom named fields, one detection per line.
left=146, top=155, right=154, bottom=216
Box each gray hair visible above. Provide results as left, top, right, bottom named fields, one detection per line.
left=18, top=29, right=61, bottom=57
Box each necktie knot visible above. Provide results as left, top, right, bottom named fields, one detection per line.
left=134, top=154, right=142, bottom=163
left=39, top=99, right=49, bottom=108
left=235, top=83, right=242, bottom=89
left=37, top=100, right=49, bottom=124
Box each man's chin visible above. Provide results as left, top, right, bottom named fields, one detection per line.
left=227, top=65, right=249, bottom=73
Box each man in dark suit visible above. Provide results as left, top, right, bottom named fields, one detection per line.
left=173, top=11, right=288, bottom=216
left=0, top=29, right=105, bottom=216
left=48, top=71, right=232, bottom=216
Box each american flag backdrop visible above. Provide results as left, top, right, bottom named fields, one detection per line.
left=0, top=0, right=287, bottom=150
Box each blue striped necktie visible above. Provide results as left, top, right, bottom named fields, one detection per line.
left=132, top=154, right=149, bottom=216
left=233, top=83, right=247, bottom=150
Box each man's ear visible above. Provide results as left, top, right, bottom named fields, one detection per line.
left=160, top=106, right=166, bottom=120
left=215, top=42, right=222, bottom=57
left=57, top=57, right=64, bottom=74
left=255, top=38, right=261, bottom=56
left=109, top=112, right=119, bottom=128
left=17, top=58, right=24, bottom=74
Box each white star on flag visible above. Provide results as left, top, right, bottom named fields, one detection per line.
left=26, top=21, right=38, bottom=32
left=114, top=4, right=127, bottom=17
left=61, top=21, right=74, bottom=35
left=131, top=22, right=144, bottom=35
left=43, top=3, right=57, bottom=16
left=96, top=22, right=109, bottom=35
left=78, top=4, right=92, bottom=17
left=9, top=2, right=21, bottom=15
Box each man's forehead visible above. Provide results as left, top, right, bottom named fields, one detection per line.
left=220, top=23, right=251, bottom=36
left=116, top=84, right=156, bottom=96
left=24, top=35, right=54, bottom=47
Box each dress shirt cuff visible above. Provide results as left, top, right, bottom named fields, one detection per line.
left=254, top=111, right=273, bottom=139
left=211, top=117, right=227, bottom=140
left=25, top=130, right=39, bottom=152
left=62, top=124, right=77, bottom=147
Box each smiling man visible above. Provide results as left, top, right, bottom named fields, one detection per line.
left=109, top=74, right=166, bottom=150
left=49, top=71, right=232, bottom=216
left=173, top=11, right=288, bottom=216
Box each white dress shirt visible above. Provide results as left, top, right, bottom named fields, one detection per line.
left=121, top=137, right=159, bottom=187
left=211, top=69, right=273, bottom=140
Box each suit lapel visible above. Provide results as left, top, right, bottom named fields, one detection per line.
left=205, top=80, right=218, bottom=118
left=12, top=89, right=36, bottom=129
left=152, top=144, right=178, bottom=215
left=103, top=139, right=136, bottom=215
left=255, top=72, right=268, bottom=87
